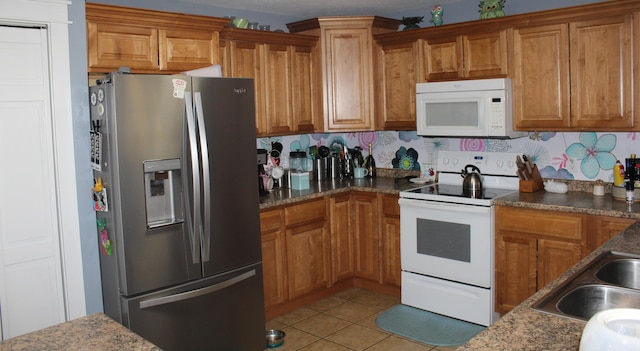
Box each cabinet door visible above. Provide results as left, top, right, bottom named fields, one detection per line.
left=421, top=35, right=463, bottom=81
left=87, top=21, right=159, bottom=72
left=228, top=41, right=267, bottom=135
left=352, top=192, right=379, bottom=281
left=158, top=29, right=218, bottom=72
left=323, top=28, right=374, bottom=131
left=286, top=221, right=330, bottom=299
left=587, top=216, right=636, bottom=252
left=260, top=209, right=287, bottom=309
left=495, top=234, right=537, bottom=315
left=264, top=44, right=294, bottom=134
left=463, top=30, right=508, bottom=78
left=537, top=239, right=582, bottom=290
left=570, top=15, right=634, bottom=129
left=377, top=42, right=417, bottom=130
left=291, top=45, right=318, bottom=133
left=380, top=195, right=401, bottom=287
left=329, top=194, right=354, bottom=283
left=512, top=24, right=570, bottom=130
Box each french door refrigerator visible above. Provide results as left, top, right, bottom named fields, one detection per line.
left=89, top=72, right=265, bottom=351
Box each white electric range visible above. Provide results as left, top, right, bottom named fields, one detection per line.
left=399, top=151, right=520, bottom=326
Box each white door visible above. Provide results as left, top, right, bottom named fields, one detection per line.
left=0, top=25, right=66, bottom=339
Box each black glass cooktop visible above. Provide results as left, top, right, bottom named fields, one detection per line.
left=406, top=184, right=516, bottom=200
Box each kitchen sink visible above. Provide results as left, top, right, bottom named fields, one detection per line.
left=533, top=251, right=640, bottom=321
left=555, top=285, right=640, bottom=320
left=595, top=259, right=640, bottom=290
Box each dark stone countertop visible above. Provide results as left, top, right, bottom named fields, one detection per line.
left=0, top=313, right=161, bottom=351
left=456, top=221, right=640, bottom=350
left=494, top=189, right=640, bottom=219
left=259, top=174, right=421, bottom=209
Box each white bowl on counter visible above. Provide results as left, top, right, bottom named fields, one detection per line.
left=580, top=308, right=640, bottom=351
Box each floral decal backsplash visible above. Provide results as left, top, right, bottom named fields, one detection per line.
left=257, top=131, right=640, bottom=182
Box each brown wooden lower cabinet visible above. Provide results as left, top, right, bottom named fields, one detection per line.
left=259, top=209, right=287, bottom=308
left=380, top=194, right=401, bottom=287
left=329, top=194, right=354, bottom=283
left=260, top=193, right=401, bottom=319
left=495, top=205, right=636, bottom=315
left=352, top=192, right=379, bottom=281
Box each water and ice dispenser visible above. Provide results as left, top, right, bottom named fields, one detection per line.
left=143, top=159, right=184, bottom=228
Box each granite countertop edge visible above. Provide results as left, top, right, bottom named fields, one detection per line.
left=0, top=313, right=161, bottom=351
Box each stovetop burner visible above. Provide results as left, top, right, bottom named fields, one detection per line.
left=404, top=184, right=516, bottom=201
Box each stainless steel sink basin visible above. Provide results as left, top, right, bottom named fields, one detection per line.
left=533, top=251, right=640, bottom=321
left=595, top=259, right=640, bottom=290
left=556, top=285, right=640, bottom=320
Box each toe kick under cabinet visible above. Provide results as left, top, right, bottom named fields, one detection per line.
left=495, top=205, right=636, bottom=315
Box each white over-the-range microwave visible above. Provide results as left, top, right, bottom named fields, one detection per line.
left=416, top=78, right=527, bottom=138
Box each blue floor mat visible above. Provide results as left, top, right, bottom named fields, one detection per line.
left=375, top=304, right=485, bottom=346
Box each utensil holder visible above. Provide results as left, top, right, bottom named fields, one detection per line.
left=519, top=164, right=544, bottom=192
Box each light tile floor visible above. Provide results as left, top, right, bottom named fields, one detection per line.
left=265, top=288, right=463, bottom=351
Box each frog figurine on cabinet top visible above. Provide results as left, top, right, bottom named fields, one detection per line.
left=479, top=0, right=506, bottom=19
left=430, top=5, right=443, bottom=26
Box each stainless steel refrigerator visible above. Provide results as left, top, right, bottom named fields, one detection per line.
left=89, top=72, right=265, bottom=350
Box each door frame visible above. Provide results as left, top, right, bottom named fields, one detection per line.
left=0, top=0, right=87, bottom=322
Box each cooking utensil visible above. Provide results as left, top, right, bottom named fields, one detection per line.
left=461, top=164, right=483, bottom=196
left=318, top=145, right=330, bottom=158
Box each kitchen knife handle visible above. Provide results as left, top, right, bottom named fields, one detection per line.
left=194, top=92, right=211, bottom=262
left=184, top=92, right=201, bottom=264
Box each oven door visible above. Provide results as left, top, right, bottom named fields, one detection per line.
left=399, top=198, right=493, bottom=288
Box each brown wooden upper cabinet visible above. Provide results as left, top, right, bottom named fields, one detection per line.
left=512, top=13, right=638, bottom=131
left=86, top=3, right=227, bottom=74
left=421, top=30, right=508, bottom=81
left=375, top=41, right=419, bottom=130
left=288, top=17, right=401, bottom=132
left=219, top=29, right=319, bottom=136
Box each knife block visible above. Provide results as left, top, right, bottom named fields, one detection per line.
left=519, top=165, right=544, bottom=193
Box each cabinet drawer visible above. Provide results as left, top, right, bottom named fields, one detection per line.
left=284, top=198, right=326, bottom=227
left=496, top=206, right=584, bottom=240
left=260, top=209, right=283, bottom=233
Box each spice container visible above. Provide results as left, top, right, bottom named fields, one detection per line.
left=593, top=180, right=605, bottom=196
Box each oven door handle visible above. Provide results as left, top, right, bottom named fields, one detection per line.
left=398, top=198, right=491, bottom=214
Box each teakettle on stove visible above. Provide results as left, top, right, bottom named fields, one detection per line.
left=461, top=164, right=483, bottom=197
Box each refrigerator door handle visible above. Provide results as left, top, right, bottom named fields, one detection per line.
left=138, top=269, right=256, bottom=309
left=194, top=92, right=211, bottom=262
left=184, top=92, right=201, bottom=264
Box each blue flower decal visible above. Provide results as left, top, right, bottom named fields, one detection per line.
left=529, top=132, right=557, bottom=141
left=290, top=134, right=310, bottom=152
left=392, top=147, right=420, bottom=170
left=539, top=165, right=575, bottom=180
left=566, top=132, right=616, bottom=179
left=398, top=131, right=420, bottom=142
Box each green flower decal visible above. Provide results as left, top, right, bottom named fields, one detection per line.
left=392, top=147, right=420, bottom=170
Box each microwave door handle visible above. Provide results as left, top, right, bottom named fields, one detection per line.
left=194, top=92, right=211, bottom=262
left=184, top=92, right=201, bottom=264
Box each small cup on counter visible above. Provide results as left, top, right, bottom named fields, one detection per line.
left=592, top=179, right=605, bottom=196
left=354, top=167, right=369, bottom=179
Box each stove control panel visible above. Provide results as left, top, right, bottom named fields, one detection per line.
left=437, top=151, right=520, bottom=177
